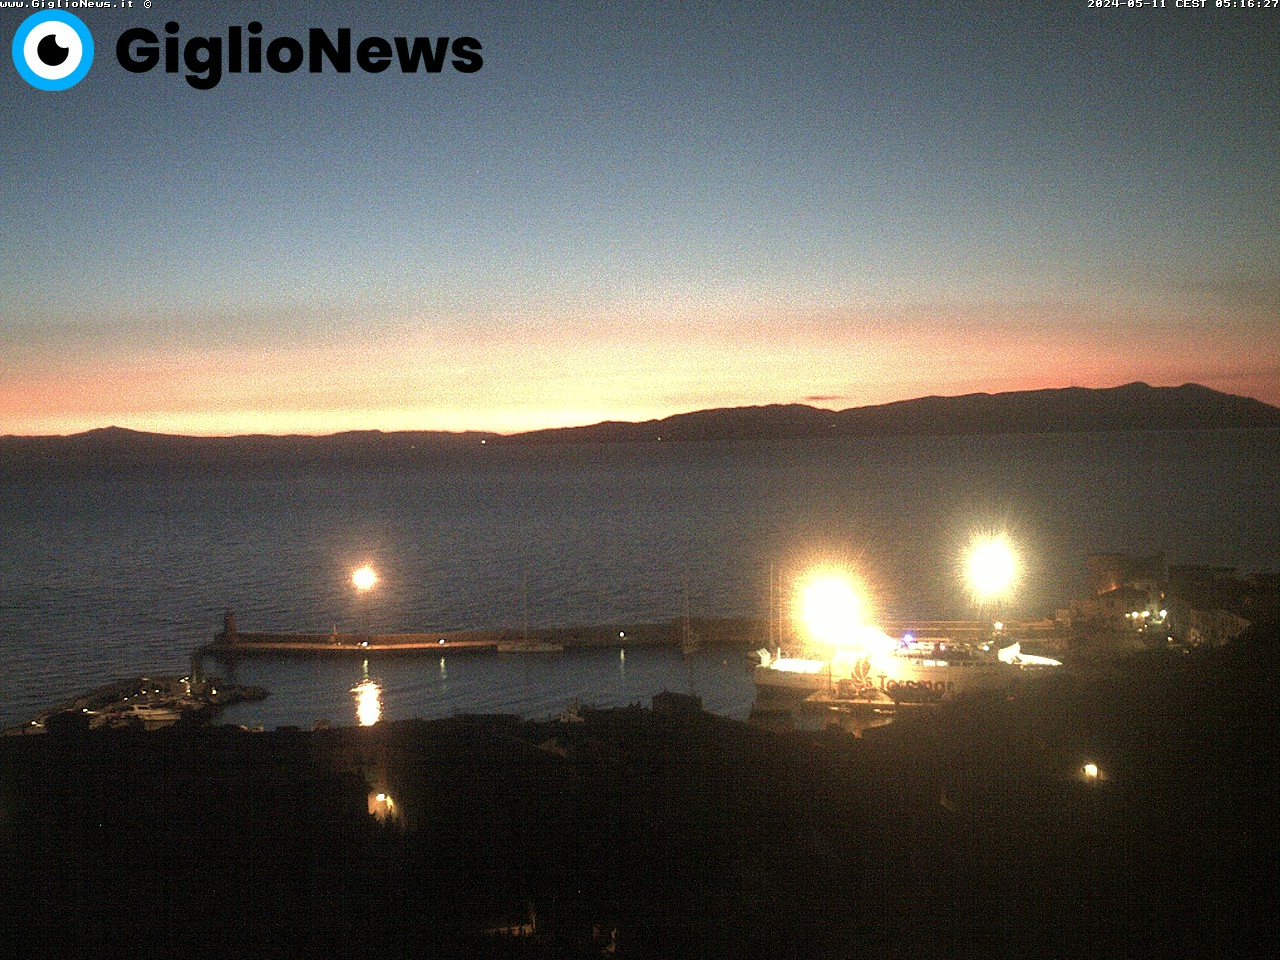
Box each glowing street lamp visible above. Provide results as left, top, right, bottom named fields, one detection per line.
left=352, top=563, right=377, bottom=638
left=352, top=564, right=377, bottom=592
left=965, top=534, right=1017, bottom=602
left=795, top=568, right=867, bottom=651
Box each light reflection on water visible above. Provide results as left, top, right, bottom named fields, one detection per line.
left=213, top=645, right=758, bottom=730
left=351, top=659, right=382, bottom=726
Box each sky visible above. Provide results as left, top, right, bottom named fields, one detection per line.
left=1, top=0, right=1277, bottom=436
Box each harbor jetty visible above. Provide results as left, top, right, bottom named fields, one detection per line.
left=199, top=610, right=756, bottom=657
left=4, top=674, right=267, bottom=736
left=200, top=609, right=1067, bottom=658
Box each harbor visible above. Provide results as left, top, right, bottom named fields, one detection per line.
left=4, top=601, right=1075, bottom=736
left=1, top=544, right=1274, bottom=956
left=14, top=540, right=1264, bottom=737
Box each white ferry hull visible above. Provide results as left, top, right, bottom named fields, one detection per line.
left=755, top=638, right=1058, bottom=705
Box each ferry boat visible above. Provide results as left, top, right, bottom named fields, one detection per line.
left=755, top=633, right=1060, bottom=705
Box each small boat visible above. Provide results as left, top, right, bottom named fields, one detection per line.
left=753, top=648, right=832, bottom=693
left=115, top=703, right=185, bottom=729
left=501, top=573, right=564, bottom=653
left=680, top=578, right=701, bottom=655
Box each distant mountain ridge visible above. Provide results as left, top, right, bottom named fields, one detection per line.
left=2, top=383, right=1278, bottom=469
left=505, top=382, right=1280, bottom=443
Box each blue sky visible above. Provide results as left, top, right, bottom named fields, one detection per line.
left=2, top=0, right=1276, bottom=434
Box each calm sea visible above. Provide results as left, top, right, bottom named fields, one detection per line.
left=2, top=430, right=1277, bottom=729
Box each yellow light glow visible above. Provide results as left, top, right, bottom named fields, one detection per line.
left=352, top=676, right=382, bottom=726
left=965, top=533, right=1018, bottom=603
left=368, top=790, right=396, bottom=820
left=352, top=564, right=377, bottom=592
left=1084, top=762, right=1099, bottom=780
left=796, top=569, right=867, bottom=649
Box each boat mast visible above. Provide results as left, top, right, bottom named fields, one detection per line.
left=522, top=569, right=529, bottom=642
left=762, top=563, right=773, bottom=655
left=683, top=572, right=691, bottom=644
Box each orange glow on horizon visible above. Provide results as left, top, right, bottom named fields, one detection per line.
left=5, top=374, right=1279, bottom=438
left=2, top=302, right=1277, bottom=437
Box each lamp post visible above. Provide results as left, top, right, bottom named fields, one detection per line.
left=965, top=533, right=1018, bottom=637
left=352, top=563, right=377, bottom=640
left=797, top=569, right=865, bottom=652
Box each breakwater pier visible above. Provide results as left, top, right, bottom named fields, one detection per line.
left=199, top=611, right=1066, bottom=658
left=199, top=610, right=727, bottom=657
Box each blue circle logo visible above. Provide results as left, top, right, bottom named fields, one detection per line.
left=12, top=11, right=94, bottom=91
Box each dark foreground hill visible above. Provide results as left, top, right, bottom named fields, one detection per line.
left=2, top=634, right=1277, bottom=959
left=2, top=383, right=1277, bottom=473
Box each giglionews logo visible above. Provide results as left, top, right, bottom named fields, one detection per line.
left=12, top=11, right=94, bottom=91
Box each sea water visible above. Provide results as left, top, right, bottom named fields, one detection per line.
left=2, top=429, right=1276, bottom=729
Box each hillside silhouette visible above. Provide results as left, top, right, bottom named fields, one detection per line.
left=3, top=383, right=1277, bottom=472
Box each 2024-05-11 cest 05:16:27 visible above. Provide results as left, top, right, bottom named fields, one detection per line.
left=1088, top=1, right=1279, bottom=8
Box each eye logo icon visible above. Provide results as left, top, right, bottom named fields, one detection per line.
left=12, top=11, right=94, bottom=91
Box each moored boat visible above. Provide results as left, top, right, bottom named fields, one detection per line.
left=755, top=633, right=1060, bottom=705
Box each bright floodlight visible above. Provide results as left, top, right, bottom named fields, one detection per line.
left=352, top=564, right=377, bottom=592
left=1083, top=762, right=1099, bottom=781
left=797, top=570, right=865, bottom=648
left=965, top=534, right=1017, bottom=603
